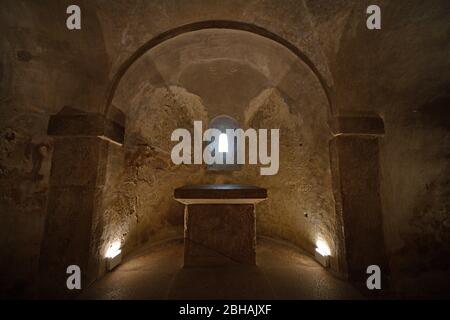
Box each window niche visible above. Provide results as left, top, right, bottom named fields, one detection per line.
left=206, top=115, right=240, bottom=172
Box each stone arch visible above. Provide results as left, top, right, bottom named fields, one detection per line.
left=103, top=20, right=334, bottom=119
left=100, top=22, right=337, bottom=268
left=100, top=23, right=338, bottom=268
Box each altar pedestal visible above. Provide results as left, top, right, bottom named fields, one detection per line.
left=174, top=184, right=267, bottom=267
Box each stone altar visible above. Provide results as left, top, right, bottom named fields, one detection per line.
left=174, top=184, right=267, bottom=267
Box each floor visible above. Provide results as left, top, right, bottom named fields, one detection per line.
left=81, top=237, right=363, bottom=299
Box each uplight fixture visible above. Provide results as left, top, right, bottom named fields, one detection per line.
left=315, top=239, right=330, bottom=268
left=106, top=241, right=122, bottom=271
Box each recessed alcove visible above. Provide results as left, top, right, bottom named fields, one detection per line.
left=105, top=28, right=337, bottom=274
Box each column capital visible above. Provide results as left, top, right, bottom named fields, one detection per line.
left=331, top=115, right=384, bottom=136
left=47, top=106, right=125, bottom=145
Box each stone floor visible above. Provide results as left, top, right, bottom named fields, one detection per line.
left=81, top=237, right=363, bottom=299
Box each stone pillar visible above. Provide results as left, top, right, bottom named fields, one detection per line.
left=38, top=107, right=124, bottom=298
left=329, top=116, right=388, bottom=282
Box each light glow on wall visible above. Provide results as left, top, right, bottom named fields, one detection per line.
left=218, top=133, right=228, bottom=153
left=105, top=241, right=122, bottom=258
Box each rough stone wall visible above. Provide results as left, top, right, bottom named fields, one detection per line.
left=94, top=0, right=334, bottom=91
left=0, top=0, right=109, bottom=298
left=377, top=2, right=450, bottom=296
left=105, top=28, right=336, bottom=272
left=307, top=0, right=450, bottom=296
left=105, top=82, right=335, bottom=265
left=101, top=86, right=209, bottom=255
left=0, top=0, right=448, bottom=298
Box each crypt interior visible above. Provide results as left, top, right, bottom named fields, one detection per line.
left=0, top=0, right=449, bottom=299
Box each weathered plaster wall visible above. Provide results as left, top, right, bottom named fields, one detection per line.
left=94, top=0, right=334, bottom=95
left=307, top=0, right=450, bottom=296
left=0, top=0, right=109, bottom=297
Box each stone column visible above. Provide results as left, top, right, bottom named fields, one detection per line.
left=329, top=116, right=388, bottom=282
left=38, top=107, right=124, bottom=298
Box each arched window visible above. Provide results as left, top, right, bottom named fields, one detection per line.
left=207, top=115, right=240, bottom=171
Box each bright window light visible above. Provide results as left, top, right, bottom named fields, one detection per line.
left=218, top=133, right=228, bottom=153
